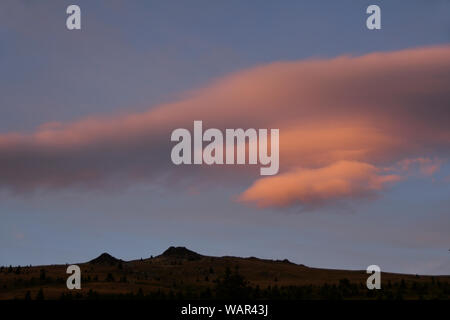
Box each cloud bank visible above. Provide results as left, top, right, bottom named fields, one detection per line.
left=1, top=46, right=449, bottom=208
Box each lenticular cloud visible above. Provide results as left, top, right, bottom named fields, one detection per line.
left=0, top=46, right=449, bottom=208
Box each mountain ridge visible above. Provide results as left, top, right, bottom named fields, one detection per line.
left=1, top=246, right=449, bottom=300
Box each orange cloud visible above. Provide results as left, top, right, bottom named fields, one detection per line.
left=0, top=45, right=449, bottom=207
left=239, top=161, right=402, bottom=207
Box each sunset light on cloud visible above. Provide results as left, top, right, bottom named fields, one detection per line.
left=0, top=46, right=449, bottom=208
left=239, top=161, right=402, bottom=208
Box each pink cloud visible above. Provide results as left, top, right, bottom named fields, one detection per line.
left=0, top=45, right=449, bottom=207
left=239, top=161, right=402, bottom=207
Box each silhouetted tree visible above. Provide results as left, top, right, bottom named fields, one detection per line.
left=105, top=273, right=115, bottom=282
left=36, top=288, right=44, bottom=300
left=215, top=267, right=250, bottom=299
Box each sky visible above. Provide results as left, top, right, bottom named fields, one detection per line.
left=0, top=0, right=450, bottom=275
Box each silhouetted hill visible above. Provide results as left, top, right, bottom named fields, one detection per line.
left=89, top=252, right=122, bottom=265
left=159, top=246, right=202, bottom=260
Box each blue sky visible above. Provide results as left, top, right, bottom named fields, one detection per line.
left=0, top=0, right=449, bottom=274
